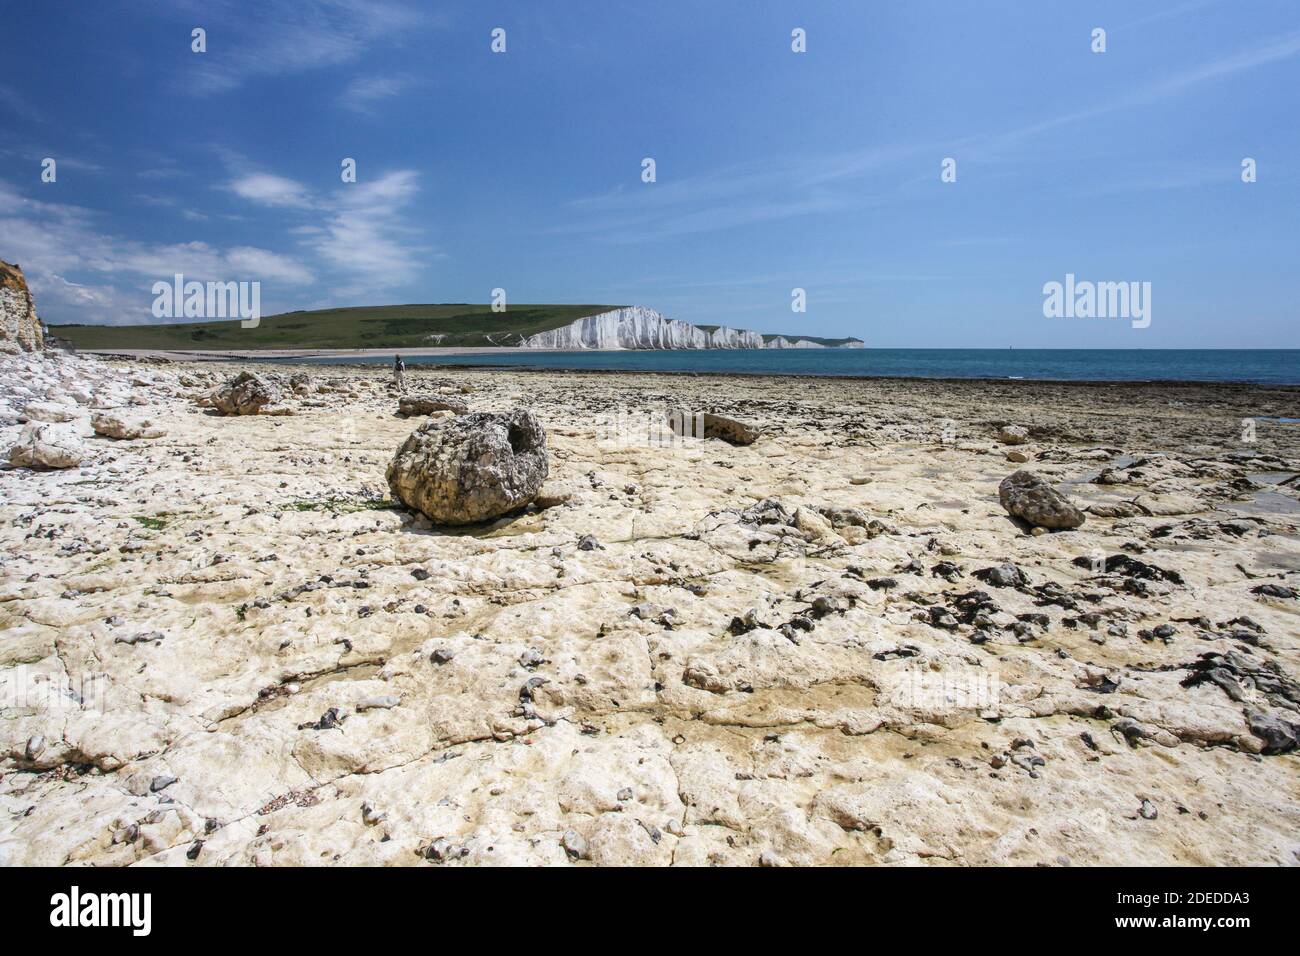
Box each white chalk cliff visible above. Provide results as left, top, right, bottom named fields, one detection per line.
left=519, top=307, right=862, bottom=350
left=1, top=260, right=44, bottom=354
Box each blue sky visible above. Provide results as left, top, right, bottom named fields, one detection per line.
left=0, top=0, right=1297, bottom=347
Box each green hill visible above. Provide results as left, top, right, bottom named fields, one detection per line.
left=50, top=303, right=623, bottom=351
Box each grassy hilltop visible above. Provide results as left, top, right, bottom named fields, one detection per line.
left=50, top=304, right=623, bottom=351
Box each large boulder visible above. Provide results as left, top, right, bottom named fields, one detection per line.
left=998, top=470, right=1085, bottom=530
left=91, top=411, right=165, bottom=440
left=386, top=410, right=549, bottom=525
left=0, top=260, right=44, bottom=354
left=398, top=394, right=468, bottom=417
left=21, top=400, right=80, bottom=423
left=210, top=371, right=280, bottom=415
left=8, top=421, right=88, bottom=469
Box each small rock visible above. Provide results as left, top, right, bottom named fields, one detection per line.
left=561, top=829, right=590, bottom=860
left=519, top=676, right=548, bottom=702
left=424, top=837, right=453, bottom=861
left=1246, top=709, right=1299, bottom=754
left=668, top=410, right=761, bottom=446
left=1251, top=583, right=1296, bottom=600
left=357, top=695, right=400, bottom=711
left=972, top=563, right=1029, bottom=588
left=115, top=631, right=165, bottom=646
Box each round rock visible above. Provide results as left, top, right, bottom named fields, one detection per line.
left=210, top=371, right=280, bottom=415
left=998, top=469, right=1085, bottom=530
left=386, top=410, right=549, bottom=525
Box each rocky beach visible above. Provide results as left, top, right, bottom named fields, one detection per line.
left=1, top=348, right=1298, bottom=867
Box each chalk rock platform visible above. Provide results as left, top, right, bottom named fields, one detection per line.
left=1, top=353, right=1298, bottom=866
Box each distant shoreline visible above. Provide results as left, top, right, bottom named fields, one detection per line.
left=78, top=346, right=538, bottom=361
left=75, top=346, right=1300, bottom=389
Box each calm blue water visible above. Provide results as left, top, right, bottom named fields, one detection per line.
left=289, top=349, right=1300, bottom=384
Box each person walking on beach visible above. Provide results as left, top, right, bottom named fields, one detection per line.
left=393, top=354, right=406, bottom=392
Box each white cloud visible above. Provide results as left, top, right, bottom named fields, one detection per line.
left=0, top=156, right=430, bottom=323
left=0, top=180, right=315, bottom=325
left=225, top=172, right=312, bottom=208
left=216, top=150, right=429, bottom=298
left=226, top=246, right=315, bottom=284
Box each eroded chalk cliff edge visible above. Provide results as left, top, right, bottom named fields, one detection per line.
left=0, top=260, right=44, bottom=354
left=520, top=306, right=862, bottom=350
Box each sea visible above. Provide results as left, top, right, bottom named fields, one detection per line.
left=292, top=349, right=1300, bottom=385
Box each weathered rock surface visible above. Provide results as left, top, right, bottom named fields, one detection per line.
left=670, top=410, right=761, bottom=446
left=386, top=410, right=549, bottom=524
left=7, top=421, right=88, bottom=469
left=21, top=400, right=80, bottom=423
left=998, top=470, right=1086, bottom=529
left=1, top=356, right=1298, bottom=868
left=997, top=425, right=1029, bottom=445
left=210, top=371, right=280, bottom=415
left=397, top=394, right=468, bottom=417
left=0, top=260, right=43, bottom=354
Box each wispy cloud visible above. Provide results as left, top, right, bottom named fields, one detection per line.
left=559, top=144, right=932, bottom=243
left=294, top=170, right=430, bottom=298
left=558, top=29, right=1300, bottom=243
left=0, top=84, right=43, bottom=123
left=177, top=0, right=432, bottom=94
left=214, top=149, right=430, bottom=300
left=965, top=30, right=1300, bottom=160
left=1114, top=0, right=1226, bottom=33
left=338, top=73, right=416, bottom=113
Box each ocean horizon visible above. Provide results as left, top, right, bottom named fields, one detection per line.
left=289, top=348, right=1300, bottom=385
